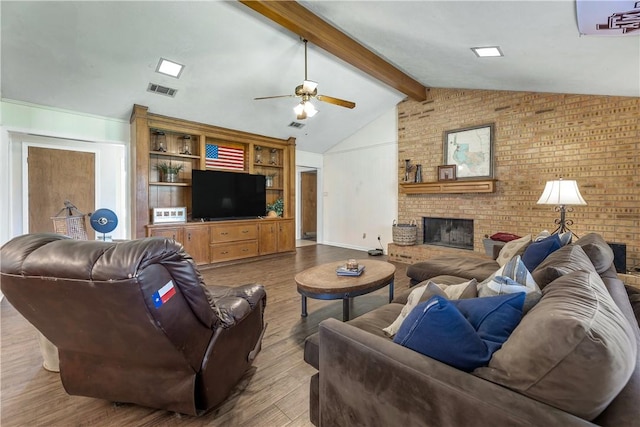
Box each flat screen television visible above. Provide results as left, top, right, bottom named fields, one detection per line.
left=192, top=169, right=266, bottom=220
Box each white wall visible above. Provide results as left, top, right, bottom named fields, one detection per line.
left=322, top=107, right=398, bottom=253
left=1, top=100, right=130, bottom=245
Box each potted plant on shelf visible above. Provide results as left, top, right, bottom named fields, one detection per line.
left=154, top=162, right=184, bottom=183
left=266, top=198, right=284, bottom=217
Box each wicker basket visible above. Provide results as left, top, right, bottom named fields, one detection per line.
left=51, top=201, right=88, bottom=240
left=392, top=219, right=417, bottom=246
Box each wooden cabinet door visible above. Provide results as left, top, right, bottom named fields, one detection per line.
left=183, top=226, right=209, bottom=265
left=149, top=227, right=184, bottom=242
left=259, top=222, right=278, bottom=255
left=277, top=219, right=295, bottom=253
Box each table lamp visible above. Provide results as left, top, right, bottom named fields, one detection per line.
left=536, top=178, right=586, bottom=237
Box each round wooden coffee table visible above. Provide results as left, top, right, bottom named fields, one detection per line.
left=295, top=259, right=396, bottom=321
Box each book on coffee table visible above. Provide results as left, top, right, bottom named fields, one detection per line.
left=336, top=265, right=366, bottom=276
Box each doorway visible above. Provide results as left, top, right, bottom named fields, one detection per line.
left=300, top=170, right=317, bottom=241
left=28, top=146, right=96, bottom=240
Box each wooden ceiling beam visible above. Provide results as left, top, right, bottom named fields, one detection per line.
left=239, top=0, right=428, bottom=101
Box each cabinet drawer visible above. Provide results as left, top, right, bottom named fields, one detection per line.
left=209, top=223, right=258, bottom=243
left=210, top=241, right=259, bottom=263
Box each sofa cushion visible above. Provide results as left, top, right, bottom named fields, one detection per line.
left=521, top=234, right=562, bottom=271
left=478, top=255, right=542, bottom=313
left=393, top=275, right=474, bottom=304
left=558, top=231, right=573, bottom=246
left=439, top=278, right=478, bottom=300
left=474, top=270, right=637, bottom=421
left=385, top=279, right=477, bottom=337
left=626, top=285, right=640, bottom=327
left=574, top=232, right=614, bottom=274
left=406, top=256, right=499, bottom=285
left=534, top=230, right=571, bottom=246
left=531, top=244, right=596, bottom=289
left=303, top=303, right=403, bottom=370
left=383, top=282, right=445, bottom=337
left=496, top=234, right=531, bottom=266
left=394, top=293, right=525, bottom=372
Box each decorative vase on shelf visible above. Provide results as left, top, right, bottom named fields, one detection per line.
left=180, top=135, right=192, bottom=155
left=265, top=175, right=274, bottom=188
left=404, top=159, right=413, bottom=182
left=153, top=131, right=167, bottom=152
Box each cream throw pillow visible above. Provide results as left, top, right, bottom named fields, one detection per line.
left=383, top=282, right=444, bottom=337
left=496, top=234, right=531, bottom=266
left=438, top=278, right=478, bottom=300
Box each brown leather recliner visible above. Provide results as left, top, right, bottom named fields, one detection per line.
left=0, top=233, right=267, bottom=416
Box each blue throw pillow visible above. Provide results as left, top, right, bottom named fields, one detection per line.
left=393, top=293, right=525, bottom=372
left=521, top=234, right=562, bottom=271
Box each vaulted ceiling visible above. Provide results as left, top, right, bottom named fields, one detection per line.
left=2, top=1, right=638, bottom=153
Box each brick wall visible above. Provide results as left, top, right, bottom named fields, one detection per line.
left=391, top=88, right=639, bottom=273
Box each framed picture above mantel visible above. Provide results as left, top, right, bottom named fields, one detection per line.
left=443, top=123, right=494, bottom=179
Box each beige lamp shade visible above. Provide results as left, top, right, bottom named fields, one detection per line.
left=537, top=179, right=587, bottom=206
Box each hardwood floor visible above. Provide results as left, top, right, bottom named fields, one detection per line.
left=1, top=244, right=411, bottom=426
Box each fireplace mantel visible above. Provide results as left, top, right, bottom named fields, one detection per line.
left=400, top=179, right=497, bottom=194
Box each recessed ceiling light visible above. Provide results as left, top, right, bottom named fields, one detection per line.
left=471, top=46, right=503, bottom=57
left=156, top=58, right=184, bottom=78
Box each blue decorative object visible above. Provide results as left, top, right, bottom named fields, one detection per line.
left=394, top=293, right=525, bottom=371
left=522, top=234, right=562, bottom=271
left=90, top=208, right=118, bottom=234
left=90, top=208, right=118, bottom=241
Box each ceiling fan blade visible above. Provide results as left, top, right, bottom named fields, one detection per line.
left=316, top=95, right=356, bottom=109
left=254, top=95, right=294, bottom=100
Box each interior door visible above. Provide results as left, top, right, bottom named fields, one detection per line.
left=28, top=146, right=96, bottom=240
left=301, top=170, right=317, bottom=240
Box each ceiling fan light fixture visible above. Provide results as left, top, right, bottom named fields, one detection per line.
left=294, top=101, right=317, bottom=119
left=294, top=102, right=307, bottom=119
left=302, top=80, right=318, bottom=93
left=304, top=101, right=318, bottom=117
left=256, top=39, right=354, bottom=116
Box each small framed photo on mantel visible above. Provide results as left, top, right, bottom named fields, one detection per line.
left=438, top=165, right=457, bottom=181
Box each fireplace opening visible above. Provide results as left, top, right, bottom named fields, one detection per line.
left=423, top=217, right=474, bottom=250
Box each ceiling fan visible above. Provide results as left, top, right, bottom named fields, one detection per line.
left=254, top=39, right=356, bottom=120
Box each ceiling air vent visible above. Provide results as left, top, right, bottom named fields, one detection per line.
left=147, top=83, right=177, bottom=97
left=288, top=121, right=305, bottom=129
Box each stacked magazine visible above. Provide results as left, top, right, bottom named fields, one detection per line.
left=336, top=264, right=365, bottom=277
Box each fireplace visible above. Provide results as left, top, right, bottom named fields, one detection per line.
left=423, top=217, right=474, bottom=250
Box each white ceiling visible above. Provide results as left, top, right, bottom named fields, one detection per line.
left=2, top=1, right=638, bottom=154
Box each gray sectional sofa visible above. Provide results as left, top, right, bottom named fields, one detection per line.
left=304, top=233, right=640, bottom=426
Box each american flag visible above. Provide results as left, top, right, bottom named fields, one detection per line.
left=205, top=144, right=245, bottom=170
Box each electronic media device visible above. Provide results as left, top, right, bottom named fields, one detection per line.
left=192, top=169, right=266, bottom=220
